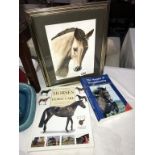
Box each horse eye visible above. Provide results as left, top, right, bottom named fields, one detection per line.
left=73, top=48, right=78, bottom=52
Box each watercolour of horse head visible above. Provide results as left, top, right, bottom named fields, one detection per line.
left=51, top=28, right=94, bottom=77
left=71, top=28, right=94, bottom=72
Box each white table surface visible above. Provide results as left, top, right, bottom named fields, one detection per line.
left=19, top=66, right=135, bottom=155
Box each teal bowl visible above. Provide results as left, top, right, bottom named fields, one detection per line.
left=19, top=83, right=36, bottom=132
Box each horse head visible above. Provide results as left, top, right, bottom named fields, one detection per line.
left=94, top=87, right=113, bottom=102
left=71, top=28, right=94, bottom=72
left=93, top=87, right=106, bottom=96
left=78, top=100, right=86, bottom=108
left=98, top=87, right=114, bottom=104
left=97, top=87, right=108, bottom=97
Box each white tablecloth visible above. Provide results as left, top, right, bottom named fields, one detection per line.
left=19, top=66, right=135, bottom=155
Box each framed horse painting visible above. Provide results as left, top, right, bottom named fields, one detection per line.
left=26, top=1, right=110, bottom=86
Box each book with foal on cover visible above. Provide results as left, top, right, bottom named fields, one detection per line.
left=80, top=74, right=132, bottom=121
left=28, top=84, right=94, bottom=152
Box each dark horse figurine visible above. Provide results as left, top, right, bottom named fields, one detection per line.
left=38, top=100, right=86, bottom=133
left=93, top=87, right=119, bottom=117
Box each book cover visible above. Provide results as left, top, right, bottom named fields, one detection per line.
left=28, top=84, right=94, bottom=152
left=80, top=74, right=132, bottom=121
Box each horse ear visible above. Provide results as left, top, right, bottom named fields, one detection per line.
left=74, top=28, right=79, bottom=39
left=74, top=28, right=85, bottom=41
left=85, top=29, right=94, bottom=40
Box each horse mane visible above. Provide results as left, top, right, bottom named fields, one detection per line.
left=71, top=100, right=81, bottom=105
left=51, top=28, right=76, bottom=40
left=74, top=28, right=86, bottom=41
left=51, top=28, right=88, bottom=47
left=67, top=100, right=82, bottom=108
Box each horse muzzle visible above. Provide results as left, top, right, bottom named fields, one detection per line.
left=82, top=104, right=86, bottom=108
left=74, top=66, right=82, bottom=72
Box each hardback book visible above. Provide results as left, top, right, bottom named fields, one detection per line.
left=28, top=84, right=94, bottom=152
left=80, top=74, right=132, bottom=121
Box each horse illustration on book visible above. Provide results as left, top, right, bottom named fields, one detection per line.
left=93, top=87, right=119, bottom=117
left=75, top=87, right=84, bottom=94
left=50, top=28, right=94, bottom=77
left=76, top=95, right=87, bottom=102
left=76, top=134, right=89, bottom=144
left=38, top=100, right=86, bottom=133
left=38, top=97, right=50, bottom=105
left=41, top=89, right=51, bottom=96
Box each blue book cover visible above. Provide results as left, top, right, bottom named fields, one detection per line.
left=80, top=74, right=132, bottom=121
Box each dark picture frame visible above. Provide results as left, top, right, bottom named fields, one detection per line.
left=26, top=1, right=110, bottom=86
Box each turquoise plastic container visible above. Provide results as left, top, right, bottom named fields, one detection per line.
left=19, top=83, right=36, bottom=132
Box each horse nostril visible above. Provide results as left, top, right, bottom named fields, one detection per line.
left=73, top=48, right=78, bottom=52
left=74, top=66, right=81, bottom=71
